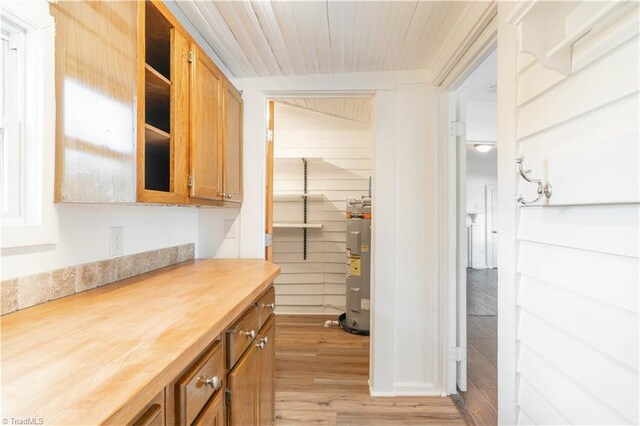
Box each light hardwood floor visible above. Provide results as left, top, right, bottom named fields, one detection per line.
left=459, top=268, right=498, bottom=426
left=275, top=315, right=468, bottom=425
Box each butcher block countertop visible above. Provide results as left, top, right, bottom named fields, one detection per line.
left=1, top=259, right=280, bottom=425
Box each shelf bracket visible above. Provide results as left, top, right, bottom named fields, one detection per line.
left=302, top=158, right=308, bottom=260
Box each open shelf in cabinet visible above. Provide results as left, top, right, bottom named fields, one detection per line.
left=145, top=1, right=171, bottom=79
left=144, top=1, right=172, bottom=193
left=144, top=123, right=170, bottom=146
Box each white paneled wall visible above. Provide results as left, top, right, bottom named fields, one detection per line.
left=273, top=102, right=372, bottom=314
left=511, top=5, right=639, bottom=425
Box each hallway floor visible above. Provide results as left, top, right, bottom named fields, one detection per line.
left=274, top=315, right=467, bottom=425
left=459, top=268, right=498, bottom=425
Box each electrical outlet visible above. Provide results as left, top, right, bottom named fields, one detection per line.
left=109, top=227, right=124, bottom=257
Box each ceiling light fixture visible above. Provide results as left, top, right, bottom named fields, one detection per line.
left=474, top=144, right=493, bottom=153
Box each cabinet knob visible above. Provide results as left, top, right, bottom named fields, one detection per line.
left=259, top=336, right=269, bottom=345
left=256, top=341, right=265, bottom=350
left=262, top=303, right=275, bottom=310
left=239, top=329, right=256, bottom=339
left=198, top=375, right=221, bottom=390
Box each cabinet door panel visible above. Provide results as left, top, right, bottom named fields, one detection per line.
left=192, top=390, right=224, bottom=426
left=223, top=83, right=243, bottom=203
left=52, top=1, right=137, bottom=202
left=258, top=316, right=275, bottom=426
left=190, top=45, right=223, bottom=200
left=227, top=343, right=258, bottom=426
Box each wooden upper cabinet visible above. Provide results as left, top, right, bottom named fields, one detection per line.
left=52, top=1, right=138, bottom=202
left=189, top=44, right=224, bottom=201
left=136, top=1, right=189, bottom=204
left=53, top=0, right=242, bottom=206
left=222, top=82, right=243, bottom=203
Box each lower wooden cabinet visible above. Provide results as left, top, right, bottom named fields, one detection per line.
left=227, top=294, right=276, bottom=426
left=124, top=285, right=275, bottom=426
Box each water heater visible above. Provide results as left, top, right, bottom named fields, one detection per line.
left=339, top=197, right=371, bottom=335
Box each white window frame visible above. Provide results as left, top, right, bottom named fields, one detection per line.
left=2, top=18, right=26, bottom=221
left=0, top=1, right=57, bottom=249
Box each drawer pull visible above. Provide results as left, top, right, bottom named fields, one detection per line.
left=256, top=336, right=269, bottom=350
left=198, top=375, right=221, bottom=390
left=262, top=303, right=275, bottom=310
left=239, top=329, right=256, bottom=339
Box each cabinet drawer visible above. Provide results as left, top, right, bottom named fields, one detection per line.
left=226, top=304, right=259, bottom=368
left=128, top=390, right=165, bottom=426
left=176, top=339, right=224, bottom=425
left=257, top=286, right=275, bottom=329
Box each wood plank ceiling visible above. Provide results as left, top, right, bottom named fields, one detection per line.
left=277, top=98, right=373, bottom=124
left=176, top=1, right=472, bottom=78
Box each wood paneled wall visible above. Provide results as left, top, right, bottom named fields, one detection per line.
left=272, top=102, right=372, bottom=314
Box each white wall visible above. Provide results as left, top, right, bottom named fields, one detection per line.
left=237, top=70, right=443, bottom=395
left=500, top=4, right=639, bottom=424
left=2, top=205, right=194, bottom=280
left=466, top=158, right=497, bottom=269
left=272, top=103, right=372, bottom=314
left=466, top=101, right=497, bottom=143
left=198, top=208, right=242, bottom=258
left=1, top=203, right=238, bottom=280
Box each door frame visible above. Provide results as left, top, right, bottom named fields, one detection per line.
left=451, top=91, right=468, bottom=392
left=262, top=90, right=377, bottom=384
left=265, top=100, right=274, bottom=261
left=436, top=7, right=518, bottom=424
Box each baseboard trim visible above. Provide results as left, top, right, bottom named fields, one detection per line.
left=393, top=382, right=441, bottom=396
left=369, top=389, right=396, bottom=397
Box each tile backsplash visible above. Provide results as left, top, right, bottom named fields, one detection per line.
left=0, top=243, right=195, bottom=315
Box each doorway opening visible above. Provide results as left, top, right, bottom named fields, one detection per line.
left=264, top=95, right=386, bottom=421
left=451, top=47, right=498, bottom=425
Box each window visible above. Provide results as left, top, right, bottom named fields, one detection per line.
left=1, top=17, right=26, bottom=221
left=0, top=1, right=56, bottom=248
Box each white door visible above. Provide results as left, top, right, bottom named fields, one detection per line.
left=485, top=185, right=497, bottom=269
left=451, top=92, right=467, bottom=392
